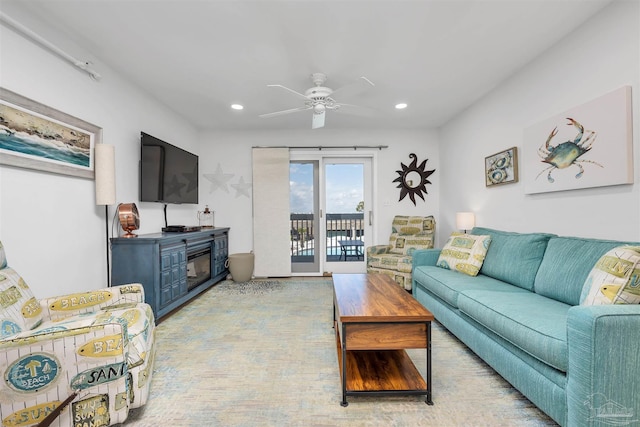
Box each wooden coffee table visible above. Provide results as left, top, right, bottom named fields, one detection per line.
left=332, top=273, right=434, bottom=406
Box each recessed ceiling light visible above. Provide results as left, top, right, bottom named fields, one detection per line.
left=395, top=103, right=408, bottom=110
left=231, top=104, right=244, bottom=110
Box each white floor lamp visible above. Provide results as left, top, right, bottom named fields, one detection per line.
left=95, top=144, right=116, bottom=286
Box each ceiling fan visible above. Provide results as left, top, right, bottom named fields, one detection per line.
left=259, top=72, right=375, bottom=129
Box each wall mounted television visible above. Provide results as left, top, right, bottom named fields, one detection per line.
left=140, top=132, right=198, bottom=204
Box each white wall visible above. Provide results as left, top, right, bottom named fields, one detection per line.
left=198, top=129, right=440, bottom=253
left=0, top=7, right=199, bottom=297
left=439, top=0, right=640, bottom=241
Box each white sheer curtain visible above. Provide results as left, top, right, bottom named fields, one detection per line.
left=252, top=147, right=292, bottom=277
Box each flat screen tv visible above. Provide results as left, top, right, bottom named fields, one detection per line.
left=140, top=132, right=198, bottom=204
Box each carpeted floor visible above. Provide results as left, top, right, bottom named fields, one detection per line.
left=121, top=278, right=557, bottom=426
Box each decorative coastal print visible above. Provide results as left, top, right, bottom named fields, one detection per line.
left=0, top=87, right=101, bottom=179
left=523, top=86, right=632, bottom=194
left=485, top=147, right=518, bottom=187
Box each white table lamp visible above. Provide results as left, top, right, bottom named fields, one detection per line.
left=456, top=212, right=475, bottom=233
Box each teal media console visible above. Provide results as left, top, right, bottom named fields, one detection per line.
left=111, top=228, right=229, bottom=320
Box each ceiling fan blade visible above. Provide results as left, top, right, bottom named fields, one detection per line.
left=312, top=111, right=325, bottom=129
left=259, top=106, right=312, bottom=118
left=333, top=103, right=377, bottom=117
left=330, top=76, right=375, bottom=98
left=267, top=84, right=309, bottom=101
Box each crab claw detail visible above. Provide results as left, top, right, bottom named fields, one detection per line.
left=545, top=127, right=558, bottom=151
left=567, top=118, right=585, bottom=144
left=567, top=117, right=582, bottom=130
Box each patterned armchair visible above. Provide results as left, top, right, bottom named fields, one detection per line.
left=0, top=241, right=156, bottom=427
left=366, top=215, right=436, bottom=290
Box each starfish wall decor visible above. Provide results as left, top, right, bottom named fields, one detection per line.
left=203, top=164, right=234, bottom=193
left=231, top=176, right=252, bottom=198
left=203, top=164, right=252, bottom=198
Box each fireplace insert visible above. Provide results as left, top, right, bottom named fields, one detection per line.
left=186, top=245, right=211, bottom=291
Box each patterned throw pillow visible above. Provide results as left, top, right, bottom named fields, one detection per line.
left=0, top=241, right=6, bottom=269
left=388, top=216, right=435, bottom=255
left=388, top=232, right=434, bottom=255
left=581, top=246, right=640, bottom=305
left=0, top=242, right=44, bottom=337
left=436, top=233, right=492, bottom=277
left=0, top=267, right=43, bottom=337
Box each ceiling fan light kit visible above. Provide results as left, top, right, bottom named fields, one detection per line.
left=260, top=72, right=374, bottom=129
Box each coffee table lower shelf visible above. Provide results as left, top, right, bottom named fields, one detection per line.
left=335, top=327, right=430, bottom=406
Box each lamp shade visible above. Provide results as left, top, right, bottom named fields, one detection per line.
left=95, top=143, right=116, bottom=205
left=456, top=212, right=475, bottom=231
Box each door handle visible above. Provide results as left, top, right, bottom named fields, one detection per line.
left=369, top=210, right=373, bottom=226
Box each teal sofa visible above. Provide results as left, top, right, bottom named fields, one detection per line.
left=412, top=227, right=640, bottom=427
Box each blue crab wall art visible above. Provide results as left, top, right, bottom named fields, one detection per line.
left=536, top=117, right=603, bottom=183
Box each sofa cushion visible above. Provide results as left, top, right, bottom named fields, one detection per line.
left=367, top=244, right=391, bottom=257
left=388, top=233, right=434, bottom=255
left=580, top=246, right=640, bottom=305
left=457, top=290, right=570, bottom=372
left=413, top=266, right=529, bottom=308
left=436, top=233, right=491, bottom=276
left=534, top=237, right=638, bottom=306
left=471, top=227, right=554, bottom=291
left=394, top=215, right=435, bottom=234
left=367, top=253, right=413, bottom=273
left=388, top=215, right=435, bottom=255
left=367, top=267, right=413, bottom=290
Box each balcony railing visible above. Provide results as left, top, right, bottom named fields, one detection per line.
left=290, top=213, right=364, bottom=261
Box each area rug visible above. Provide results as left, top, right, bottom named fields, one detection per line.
left=211, top=279, right=285, bottom=295
left=121, top=278, right=557, bottom=426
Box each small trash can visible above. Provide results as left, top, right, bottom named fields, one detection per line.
left=226, top=252, right=254, bottom=282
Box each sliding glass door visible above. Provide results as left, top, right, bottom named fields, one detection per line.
left=290, top=152, right=374, bottom=275
left=323, top=158, right=372, bottom=274
left=290, top=160, right=320, bottom=273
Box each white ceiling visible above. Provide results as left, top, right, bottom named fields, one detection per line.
left=5, top=0, right=612, bottom=131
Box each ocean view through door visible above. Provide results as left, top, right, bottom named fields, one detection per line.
left=290, top=161, right=319, bottom=273
left=290, top=155, right=373, bottom=275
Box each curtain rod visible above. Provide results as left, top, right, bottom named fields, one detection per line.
left=0, top=12, right=101, bottom=81
left=253, top=145, right=388, bottom=150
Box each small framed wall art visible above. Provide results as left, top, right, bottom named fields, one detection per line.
left=0, top=87, right=101, bottom=179
left=485, top=146, right=518, bottom=187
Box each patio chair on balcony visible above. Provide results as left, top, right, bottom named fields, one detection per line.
left=366, top=215, right=435, bottom=290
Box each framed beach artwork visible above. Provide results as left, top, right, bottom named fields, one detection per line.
left=485, top=147, right=518, bottom=187
left=0, top=88, right=101, bottom=179
left=523, top=86, right=632, bottom=194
